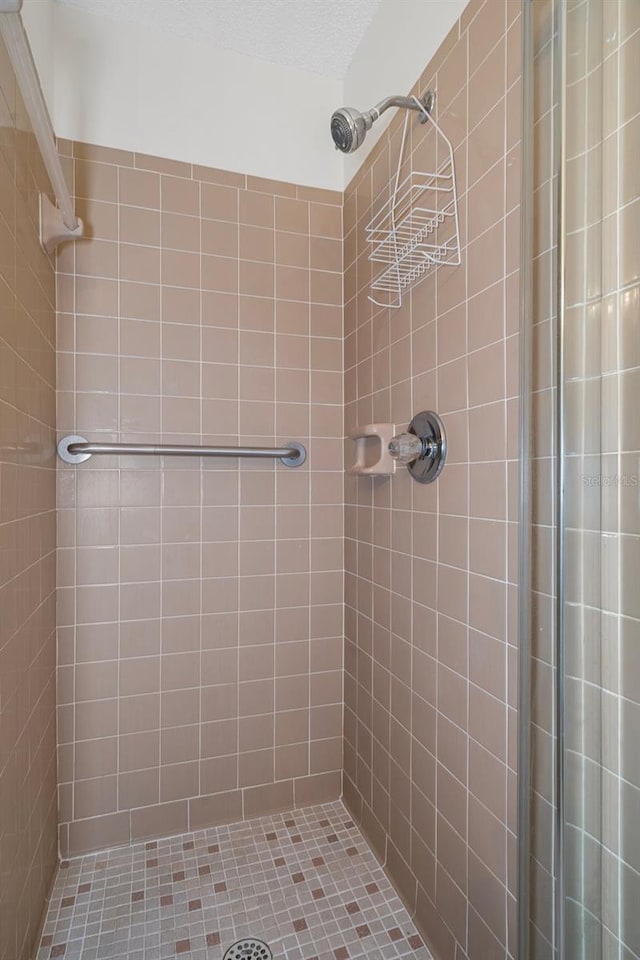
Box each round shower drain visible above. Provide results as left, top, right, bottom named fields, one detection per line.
left=222, top=939, right=273, bottom=960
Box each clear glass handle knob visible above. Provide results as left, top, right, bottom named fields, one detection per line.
left=388, top=432, right=424, bottom=464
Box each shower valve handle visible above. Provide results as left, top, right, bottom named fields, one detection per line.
left=389, top=432, right=432, bottom=464
left=387, top=411, right=447, bottom=484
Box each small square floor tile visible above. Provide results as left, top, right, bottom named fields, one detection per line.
left=38, top=801, right=431, bottom=960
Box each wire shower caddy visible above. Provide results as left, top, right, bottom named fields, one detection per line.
left=366, top=94, right=461, bottom=308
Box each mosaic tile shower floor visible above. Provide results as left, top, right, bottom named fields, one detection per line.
left=38, top=801, right=432, bottom=960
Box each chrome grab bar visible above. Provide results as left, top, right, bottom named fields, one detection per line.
left=57, top=435, right=307, bottom=468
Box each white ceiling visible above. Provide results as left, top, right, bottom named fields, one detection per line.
left=53, top=0, right=383, bottom=77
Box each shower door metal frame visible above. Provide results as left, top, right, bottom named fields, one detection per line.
left=518, top=0, right=567, bottom=956
left=517, top=2, right=534, bottom=958
left=554, top=2, right=567, bottom=958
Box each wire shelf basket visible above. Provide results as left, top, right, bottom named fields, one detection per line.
left=366, top=95, right=461, bottom=308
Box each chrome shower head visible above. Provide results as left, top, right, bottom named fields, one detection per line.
left=330, top=91, right=434, bottom=154
left=330, top=106, right=375, bottom=153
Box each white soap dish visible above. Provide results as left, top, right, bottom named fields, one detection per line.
left=348, top=411, right=447, bottom=483
left=348, top=423, right=396, bottom=476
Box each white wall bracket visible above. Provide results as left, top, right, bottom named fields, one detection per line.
left=0, top=6, right=83, bottom=252
left=39, top=194, right=84, bottom=253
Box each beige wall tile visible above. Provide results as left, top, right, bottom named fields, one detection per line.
left=75, top=159, right=118, bottom=201
left=66, top=811, right=130, bottom=858
left=342, top=4, right=520, bottom=957
left=189, top=789, right=243, bottom=829
left=57, top=139, right=343, bottom=856
left=0, top=100, right=58, bottom=949
left=119, top=168, right=160, bottom=208
left=201, top=183, right=239, bottom=222
left=120, top=205, right=160, bottom=246
left=130, top=799, right=189, bottom=841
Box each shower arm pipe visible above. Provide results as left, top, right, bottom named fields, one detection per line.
left=367, top=91, right=433, bottom=124
left=0, top=1, right=83, bottom=250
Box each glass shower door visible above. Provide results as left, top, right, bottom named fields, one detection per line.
left=560, top=1, right=640, bottom=957
left=522, top=1, right=640, bottom=957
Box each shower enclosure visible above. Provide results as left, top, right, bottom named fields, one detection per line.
left=521, top=0, right=640, bottom=957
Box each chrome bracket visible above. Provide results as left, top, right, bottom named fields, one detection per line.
left=280, top=441, right=306, bottom=467
left=418, top=89, right=435, bottom=124
left=57, top=434, right=92, bottom=464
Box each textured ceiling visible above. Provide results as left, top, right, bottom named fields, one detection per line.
left=54, top=0, right=383, bottom=77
